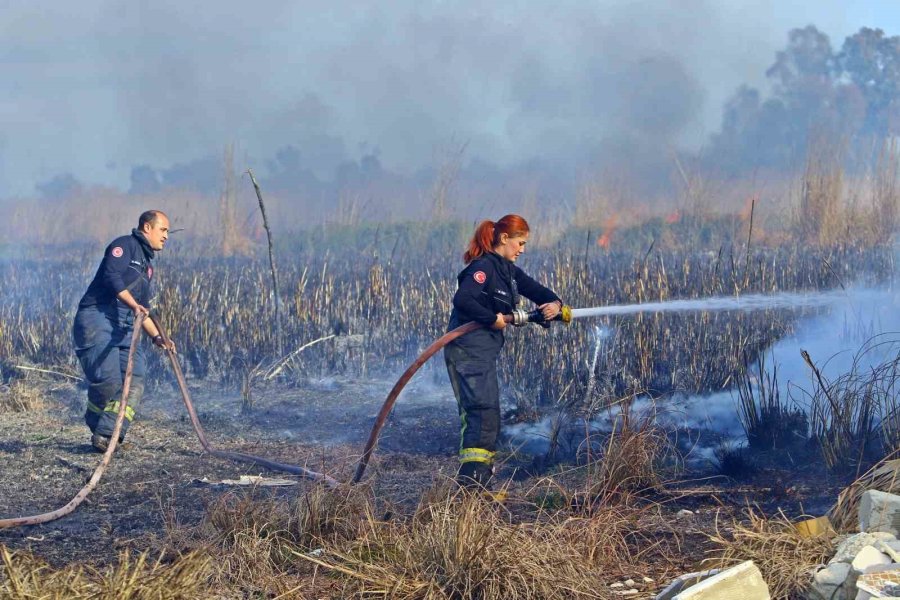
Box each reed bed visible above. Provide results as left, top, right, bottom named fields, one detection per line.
left=0, top=228, right=889, bottom=416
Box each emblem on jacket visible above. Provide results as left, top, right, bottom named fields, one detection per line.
left=111, top=247, right=123, bottom=258
left=473, top=271, right=486, bottom=284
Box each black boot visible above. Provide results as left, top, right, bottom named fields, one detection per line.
left=456, top=461, right=493, bottom=488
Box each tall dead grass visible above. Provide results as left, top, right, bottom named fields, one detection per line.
left=298, top=489, right=627, bottom=599
left=583, top=411, right=672, bottom=505
left=794, top=137, right=900, bottom=248
left=167, top=485, right=374, bottom=595
left=0, top=545, right=211, bottom=599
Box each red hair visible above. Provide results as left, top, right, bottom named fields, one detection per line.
left=463, top=214, right=530, bottom=263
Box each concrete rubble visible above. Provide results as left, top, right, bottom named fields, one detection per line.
left=656, top=562, right=770, bottom=600
left=808, top=489, right=900, bottom=599
left=654, top=490, right=900, bottom=600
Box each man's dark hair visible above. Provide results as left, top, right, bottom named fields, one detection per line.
left=138, top=210, right=164, bottom=230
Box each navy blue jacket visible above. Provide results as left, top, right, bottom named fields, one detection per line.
left=447, top=252, right=560, bottom=357
left=78, top=229, right=155, bottom=308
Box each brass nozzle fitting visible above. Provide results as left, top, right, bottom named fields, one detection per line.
left=559, top=305, right=572, bottom=324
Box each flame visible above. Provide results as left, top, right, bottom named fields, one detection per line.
left=596, top=214, right=618, bottom=249
left=665, top=209, right=681, bottom=224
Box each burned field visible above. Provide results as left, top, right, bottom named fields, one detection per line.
left=1, top=218, right=899, bottom=598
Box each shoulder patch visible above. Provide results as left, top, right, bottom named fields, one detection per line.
left=473, top=271, right=486, bottom=284
left=111, top=246, right=124, bottom=258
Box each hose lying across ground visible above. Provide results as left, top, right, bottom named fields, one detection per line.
left=352, top=321, right=481, bottom=483
left=0, top=314, right=145, bottom=528
left=1, top=310, right=504, bottom=527
left=0, top=313, right=336, bottom=530
left=149, top=315, right=337, bottom=487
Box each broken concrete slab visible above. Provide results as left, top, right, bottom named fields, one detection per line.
left=809, top=562, right=851, bottom=600
left=655, top=570, right=721, bottom=600
left=668, top=561, right=769, bottom=600
left=860, top=490, right=900, bottom=536
left=833, top=533, right=898, bottom=564
left=852, top=546, right=893, bottom=573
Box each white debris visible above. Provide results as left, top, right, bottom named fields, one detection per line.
left=851, top=546, right=892, bottom=573
left=831, top=532, right=897, bottom=564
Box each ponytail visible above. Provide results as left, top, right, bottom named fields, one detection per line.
left=463, top=214, right=530, bottom=264
left=464, top=220, right=495, bottom=263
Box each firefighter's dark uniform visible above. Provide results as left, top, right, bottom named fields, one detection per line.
left=445, top=251, right=561, bottom=484
left=73, top=229, right=156, bottom=441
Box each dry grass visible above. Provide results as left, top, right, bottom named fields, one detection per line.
left=155, top=480, right=663, bottom=598
left=706, top=509, right=835, bottom=599
left=0, top=545, right=211, bottom=599
left=736, top=354, right=807, bottom=452
left=297, top=488, right=632, bottom=600
left=583, top=411, right=673, bottom=505
left=0, top=380, right=45, bottom=413
left=830, top=456, right=900, bottom=532
left=166, top=484, right=374, bottom=595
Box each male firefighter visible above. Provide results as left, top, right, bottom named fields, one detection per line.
left=73, top=210, right=175, bottom=452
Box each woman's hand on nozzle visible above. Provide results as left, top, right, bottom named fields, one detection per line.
left=491, top=313, right=507, bottom=330
left=539, top=301, right=561, bottom=321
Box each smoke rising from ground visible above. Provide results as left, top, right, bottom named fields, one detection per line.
left=1, top=1, right=893, bottom=197
left=502, top=284, right=900, bottom=464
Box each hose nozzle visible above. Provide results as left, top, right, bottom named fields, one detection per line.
left=511, top=305, right=573, bottom=328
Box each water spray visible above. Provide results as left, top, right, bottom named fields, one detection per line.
left=352, top=289, right=853, bottom=483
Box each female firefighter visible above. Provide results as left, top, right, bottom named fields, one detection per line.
left=445, top=214, right=562, bottom=487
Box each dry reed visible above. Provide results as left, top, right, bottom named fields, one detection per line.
left=706, top=509, right=834, bottom=599
left=0, top=545, right=211, bottom=599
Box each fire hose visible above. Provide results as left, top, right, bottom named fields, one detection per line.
left=351, top=305, right=571, bottom=484
left=148, top=314, right=337, bottom=487
left=0, top=314, right=145, bottom=528
left=0, top=304, right=569, bottom=528
left=0, top=313, right=337, bottom=530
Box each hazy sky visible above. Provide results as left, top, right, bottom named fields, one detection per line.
left=2, top=1, right=898, bottom=197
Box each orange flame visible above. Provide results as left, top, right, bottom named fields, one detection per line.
left=596, top=214, right=618, bottom=249
left=665, top=209, right=681, bottom=224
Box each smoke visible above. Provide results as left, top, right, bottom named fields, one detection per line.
left=0, top=0, right=885, bottom=196
left=502, top=284, right=900, bottom=466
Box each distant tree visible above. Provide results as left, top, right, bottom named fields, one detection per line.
left=837, top=27, right=900, bottom=136
left=128, top=164, right=161, bottom=195
left=160, top=156, right=221, bottom=194
left=35, top=173, right=81, bottom=200
left=265, top=144, right=322, bottom=193
left=708, top=24, right=900, bottom=175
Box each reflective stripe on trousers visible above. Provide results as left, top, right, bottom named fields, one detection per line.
left=73, top=303, right=146, bottom=438
left=444, top=342, right=500, bottom=463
